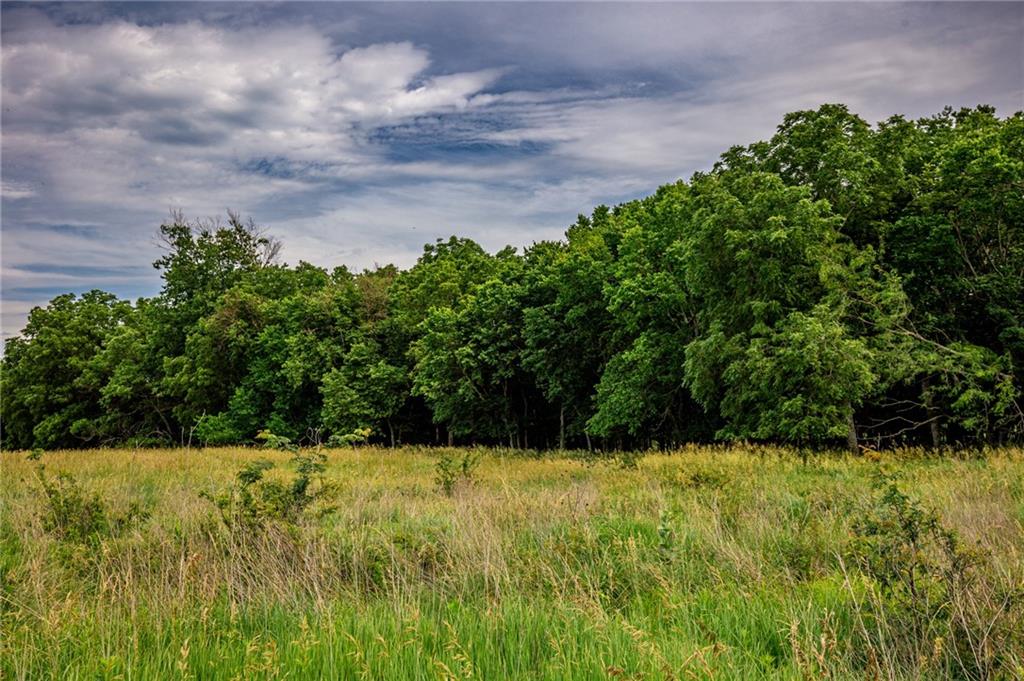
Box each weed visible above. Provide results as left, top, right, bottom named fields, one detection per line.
left=328, top=427, right=373, bottom=447
left=34, top=466, right=148, bottom=546
left=685, top=468, right=729, bottom=490
left=660, top=466, right=729, bottom=491
left=615, top=449, right=644, bottom=470
left=657, top=509, right=675, bottom=560
left=2, top=445, right=1021, bottom=680
left=31, top=465, right=149, bottom=576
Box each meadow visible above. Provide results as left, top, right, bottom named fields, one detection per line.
left=1, top=445, right=1022, bottom=680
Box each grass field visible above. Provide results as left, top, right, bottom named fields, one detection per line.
left=2, top=446, right=1022, bottom=680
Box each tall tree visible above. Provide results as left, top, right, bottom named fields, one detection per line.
left=1, top=291, right=132, bottom=449
left=680, top=172, right=899, bottom=449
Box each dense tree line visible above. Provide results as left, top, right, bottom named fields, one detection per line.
left=3, top=104, right=1022, bottom=451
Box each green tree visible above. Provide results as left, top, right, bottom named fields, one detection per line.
left=521, top=219, right=616, bottom=449
left=680, top=172, right=899, bottom=449
left=412, top=251, right=548, bottom=446
left=1, top=291, right=132, bottom=449
left=185, top=264, right=362, bottom=445
left=390, top=237, right=502, bottom=444
left=321, top=340, right=407, bottom=447
left=585, top=189, right=713, bottom=448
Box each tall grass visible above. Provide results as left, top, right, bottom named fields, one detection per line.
left=2, top=445, right=1022, bottom=679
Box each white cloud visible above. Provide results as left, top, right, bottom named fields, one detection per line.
left=0, top=12, right=504, bottom=205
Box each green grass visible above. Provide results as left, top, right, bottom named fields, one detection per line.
left=2, top=445, right=1022, bottom=680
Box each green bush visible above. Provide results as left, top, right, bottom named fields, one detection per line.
left=849, top=471, right=1022, bottom=678
left=327, top=427, right=373, bottom=447
left=202, top=452, right=334, bottom=529
left=194, top=414, right=241, bottom=446
left=32, top=466, right=149, bottom=576
left=34, top=466, right=148, bottom=547
left=255, top=429, right=298, bottom=452
left=434, top=451, right=479, bottom=496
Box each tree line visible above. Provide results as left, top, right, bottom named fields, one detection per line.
left=3, top=104, right=1022, bottom=451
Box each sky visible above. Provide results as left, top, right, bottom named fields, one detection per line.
left=1, top=2, right=1022, bottom=339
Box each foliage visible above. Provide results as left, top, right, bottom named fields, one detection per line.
left=852, top=473, right=978, bottom=614
left=1, top=291, right=133, bottom=449
left=848, top=471, right=1023, bottom=678
left=34, top=466, right=149, bottom=547
left=31, top=465, right=149, bottom=577
left=255, top=429, right=298, bottom=452
left=321, top=341, right=405, bottom=446
left=327, top=427, right=373, bottom=447
left=3, top=104, right=1022, bottom=451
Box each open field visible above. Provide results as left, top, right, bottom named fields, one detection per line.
left=2, top=446, right=1023, bottom=680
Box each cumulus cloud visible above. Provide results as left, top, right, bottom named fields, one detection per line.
left=1, top=2, right=1021, bottom=338
left=1, top=12, right=504, bottom=203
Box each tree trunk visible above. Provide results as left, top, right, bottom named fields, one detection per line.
left=922, top=377, right=940, bottom=449
left=387, top=419, right=395, bottom=449
left=521, top=392, right=529, bottom=450
left=845, top=404, right=858, bottom=454
left=584, top=431, right=592, bottom=452
left=447, top=428, right=453, bottom=447
left=559, top=405, right=565, bottom=451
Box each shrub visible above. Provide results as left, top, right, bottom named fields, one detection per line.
left=202, top=452, right=334, bottom=529
left=32, top=466, right=149, bottom=576
left=194, top=414, right=240, bottom=446
left=848, top=471, right=1023, bottom=679
left=34, top=466, right=148, bottom=547
left=434, top=451, right=479, bottom=496
left=327, top=427, right=372, bottom=447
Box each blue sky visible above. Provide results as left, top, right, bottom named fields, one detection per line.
left=2, top=2, right=1022, bottom=338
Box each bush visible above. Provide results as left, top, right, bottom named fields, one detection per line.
left=194, top=413, right=242, bottom=446
left=202, top=452, right=334, bottom=529
left=434, top=451, right=479, bottom=496
left=327, top=427, right=372, bottom=447
left=34, top=466, right=148, bottom=547
left=32, top=466, right=149, bottom=576
left=848, top=471, right=1023, bottom=678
